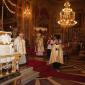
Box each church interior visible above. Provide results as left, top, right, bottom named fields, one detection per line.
left=0, top=0, right=85, bottom=85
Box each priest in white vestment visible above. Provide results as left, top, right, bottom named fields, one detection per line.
left=35, top=33, right=44, bottom=56
left=49, top=38, right=64, bottom=70
left=14, top=33, right=26, bottom=65
left=49, top=44, right=64, bottom=64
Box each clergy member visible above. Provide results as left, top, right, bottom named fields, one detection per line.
left=35, top=33, right=44, bottom=56
left=49, top=35, right=64, bottom=70
left=14, top=33, right=26, bottom=65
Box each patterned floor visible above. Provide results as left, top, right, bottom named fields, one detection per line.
left=60, top=55, right=85, bottom=76
left=26, top=77, right=84, bottom=85
left=27, top=54, right=85, bottom=85
left=29, top=54, right=85, bottom=76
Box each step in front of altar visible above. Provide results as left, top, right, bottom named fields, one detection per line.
left=20, top=67, right=39, bottom=85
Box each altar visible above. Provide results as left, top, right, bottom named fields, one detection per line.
left=0, top=31, right=21, bottom=85
left=0, top=53, right=20, bottom=78
left=0, top=31, right=39, bottom=85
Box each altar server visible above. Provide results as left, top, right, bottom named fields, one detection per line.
left=14, top=33, right=26, bottom=65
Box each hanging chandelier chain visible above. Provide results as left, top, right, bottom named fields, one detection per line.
left=3, top=0, right=15, bottom=14
left=7, top=0, right=16, bottom=7
left=2, top=0, right=31, bottom=16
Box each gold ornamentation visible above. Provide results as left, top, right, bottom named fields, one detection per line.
left=58, top=1, right=77, bottom=28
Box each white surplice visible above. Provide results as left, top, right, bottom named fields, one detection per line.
left=14, top=36, right=26, bottom=64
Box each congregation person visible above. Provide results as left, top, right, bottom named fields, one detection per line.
left=49, top=35, right=64, bottom=71
left=14, top=33, right=27, bottom=65
left=35, top=33, right=45, bottom=56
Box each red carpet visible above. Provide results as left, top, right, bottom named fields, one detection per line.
left=27, top=59, right=85, bottom=83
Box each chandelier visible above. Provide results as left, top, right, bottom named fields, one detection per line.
left=58, top=1, right=77, bottom=28
left=23, top=0, right=31, bottom=17
left=23, top=7, right=31, bottom=17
